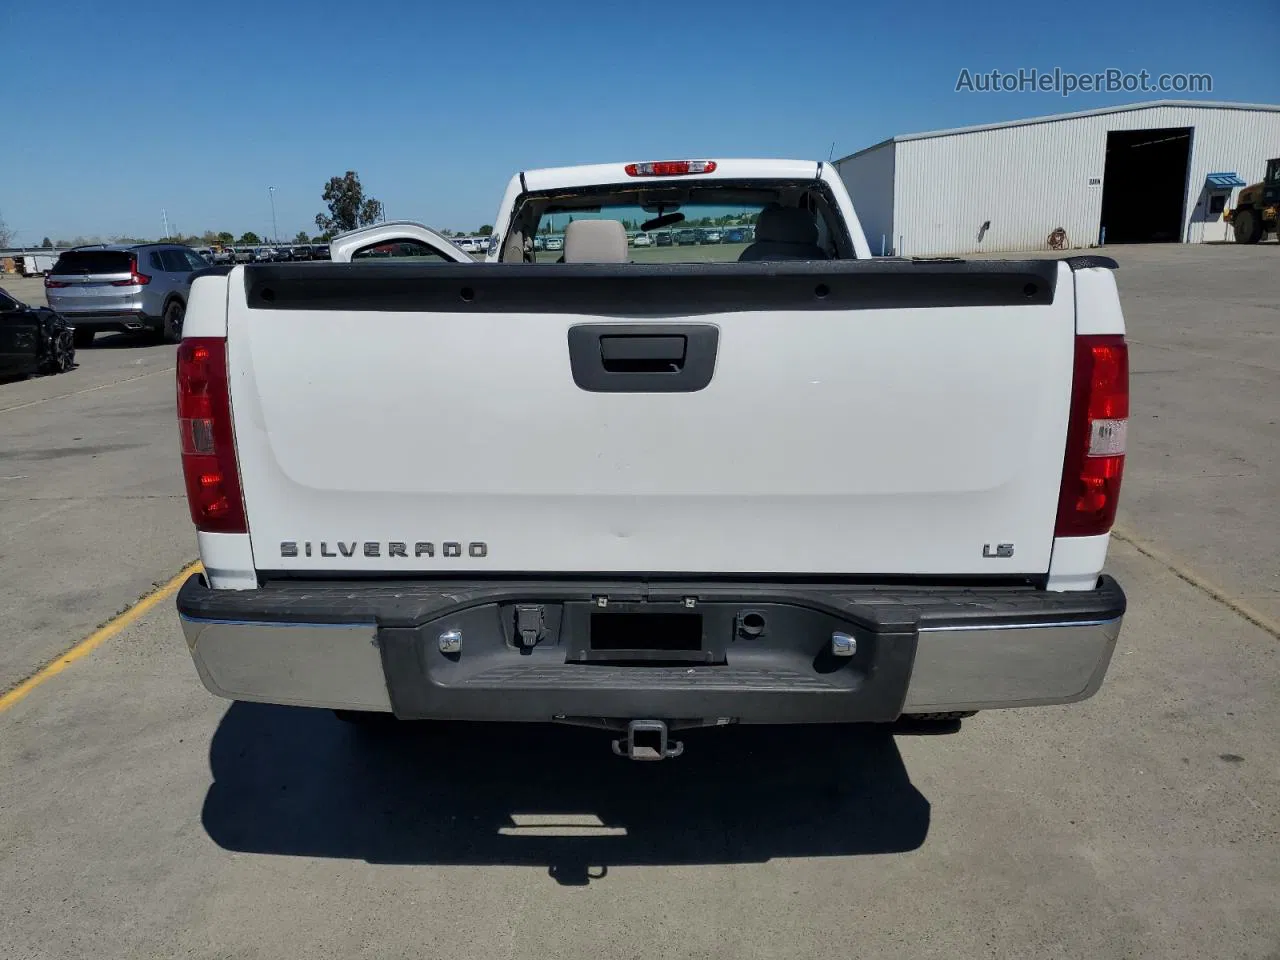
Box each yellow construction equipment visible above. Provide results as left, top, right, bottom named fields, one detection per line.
left=1225, top=157, right=1279, bottom=243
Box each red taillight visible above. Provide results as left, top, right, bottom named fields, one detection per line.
left=111, top=256, right=150, bottom=286
left=44, top=278, right=69, bottom=288
left=1056, top=335, right=1128, bottom=537
left=624, top=160, right=717, bottom=177
left=177, top=338, right=246, bottom=533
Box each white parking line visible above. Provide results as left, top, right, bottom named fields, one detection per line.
left=0, top=367, right=175, bottom=415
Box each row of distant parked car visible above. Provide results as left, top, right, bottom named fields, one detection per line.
left=450, top=237, right=491, bottom=254
left=200, top=244, right=332, bottom=265
left=41, top=240, right=332, bottom=351
left=532, top=226, right=755, bottom=252
left=19, top=219, right=761, bottom=368
left=7, top=229, right=467, bottom=375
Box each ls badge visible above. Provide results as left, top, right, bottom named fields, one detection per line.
left=983, top=543, right=1015, bottom=559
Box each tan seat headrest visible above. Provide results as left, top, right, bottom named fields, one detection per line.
left=563, top=219, right=628, bottom=263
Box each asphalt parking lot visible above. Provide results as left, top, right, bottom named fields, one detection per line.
left=1, top=246, right=1277, bottom=959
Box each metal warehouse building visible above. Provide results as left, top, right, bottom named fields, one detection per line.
left=835, top=99, right=1280, bottom=257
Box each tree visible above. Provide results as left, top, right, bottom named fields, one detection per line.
left=239, top=231, right=260, bottom=244
left=40, top=236, right=52, bottom=248
left=477, top=224, right=493, bottom=236
left=0, top=210, right=11, bottom=248
left=293, top=230, right=310, bottom=244
left=314, top=171, right=384, bottom=236
left=216, top=232, right=235, bottom=244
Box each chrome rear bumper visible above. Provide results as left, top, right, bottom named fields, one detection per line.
left=181, top=618, right=391, bottom=711
left=905, top=616, right=1121, bottom=712
left=178, top=576, right=1125, bottom=719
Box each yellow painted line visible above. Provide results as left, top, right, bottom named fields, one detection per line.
left=0, top=366, right=175, bottom=415
left=0, top=561, right=201, bottom=713
left=1112, top=524, right=1280, bottom=640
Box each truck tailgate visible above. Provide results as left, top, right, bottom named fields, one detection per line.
left=226, top=260, right=1075, bottom=576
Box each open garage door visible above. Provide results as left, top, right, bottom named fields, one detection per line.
left=1100, top=128, right=1192, bottom=243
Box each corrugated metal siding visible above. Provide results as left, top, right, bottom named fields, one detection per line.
left=889, top=105, right=1280, bottom=256
left=835, top=141, right=896, bottom=255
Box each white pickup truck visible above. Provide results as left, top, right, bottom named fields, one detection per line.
left=175, top=158, right=1128, bottom=759
left=326, top=221, right=474, bottom=264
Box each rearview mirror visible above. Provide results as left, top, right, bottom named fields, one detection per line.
left=641, top=212, right=685, bottom=232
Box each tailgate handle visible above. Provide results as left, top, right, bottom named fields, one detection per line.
left=599, top=335, right=686, bottom=372
left=568, top=323, right=719, bottom=393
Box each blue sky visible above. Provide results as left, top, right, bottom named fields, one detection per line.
left=2, top=0, right=1275, bottom=243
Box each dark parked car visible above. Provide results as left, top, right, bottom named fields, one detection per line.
left=0, top=286, right=75, bottom=378
left=291, top=244, right=312, bottom=261
left=311, top=244, right=331, bottom=260
left=675, top=229, right=699, bottom=245
left=655, top=232, right=673, bottom=247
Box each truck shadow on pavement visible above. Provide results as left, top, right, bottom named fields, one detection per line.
left=202, top=703, right=933, bottom=884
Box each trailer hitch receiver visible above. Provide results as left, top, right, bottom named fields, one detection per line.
left=611, top=719, right=684, bottom=760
